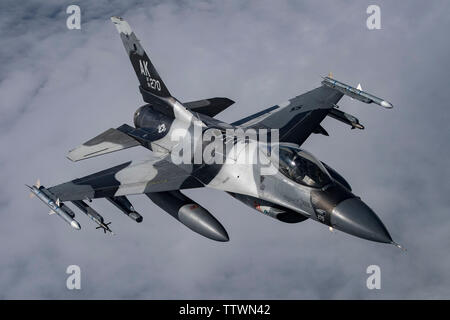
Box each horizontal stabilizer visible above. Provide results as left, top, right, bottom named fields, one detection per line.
left=184, top=97, right=235, bottom=117
left=67, top=126, right=140, bottom=162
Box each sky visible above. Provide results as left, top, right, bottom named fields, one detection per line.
left=0, top=0, right=449, bottom=299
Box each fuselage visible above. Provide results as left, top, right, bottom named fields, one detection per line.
left=133, top=102, right=394, bottom=244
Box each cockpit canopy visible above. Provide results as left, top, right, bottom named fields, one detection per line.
left=278, top=145, right=332, bottom=188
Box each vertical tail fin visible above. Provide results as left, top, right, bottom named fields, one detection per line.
left=111, top=16, right=172, bottom=98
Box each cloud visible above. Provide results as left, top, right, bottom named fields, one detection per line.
left=1, top=0, right=449, bottom=299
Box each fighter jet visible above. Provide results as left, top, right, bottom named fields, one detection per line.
left=28, top=16, right=401, bottom=248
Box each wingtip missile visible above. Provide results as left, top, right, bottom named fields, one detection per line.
left=27, top=180, right=41, bottom=198
left=27, top=184, right=35, bottom=198
left=380, top=100, right=394, bottom=109
left=27, top=183, right=81, bottom=230
left=321, top=76, right=394, bottom=109
left=71, top=220, right=81, bottom=230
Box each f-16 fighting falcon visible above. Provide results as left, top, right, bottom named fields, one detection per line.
left=28, top=16, right=402, bottom=248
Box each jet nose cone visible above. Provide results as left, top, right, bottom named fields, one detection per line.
left=331, top=198, right=392, bottom=243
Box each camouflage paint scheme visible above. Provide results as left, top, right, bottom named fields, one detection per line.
left=42, top=17, right=397, bottom=245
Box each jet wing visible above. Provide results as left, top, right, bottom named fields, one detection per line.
left=48, top=156, right=203, bottom=201
left=67, top=125, right=141, bottom=162
left=184, top=97, right=234, bottom=117
left=232, top=86, right=343, bottom=146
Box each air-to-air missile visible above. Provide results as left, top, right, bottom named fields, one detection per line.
left=71, top=200, right=114, bottom=234
left=27, top=181, right=81, bottom=230
left=146, top=191, right=229, bottom=242
left=106, top=196, right=143, bottom=223
left=321, top=76, right=394, bottom=109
